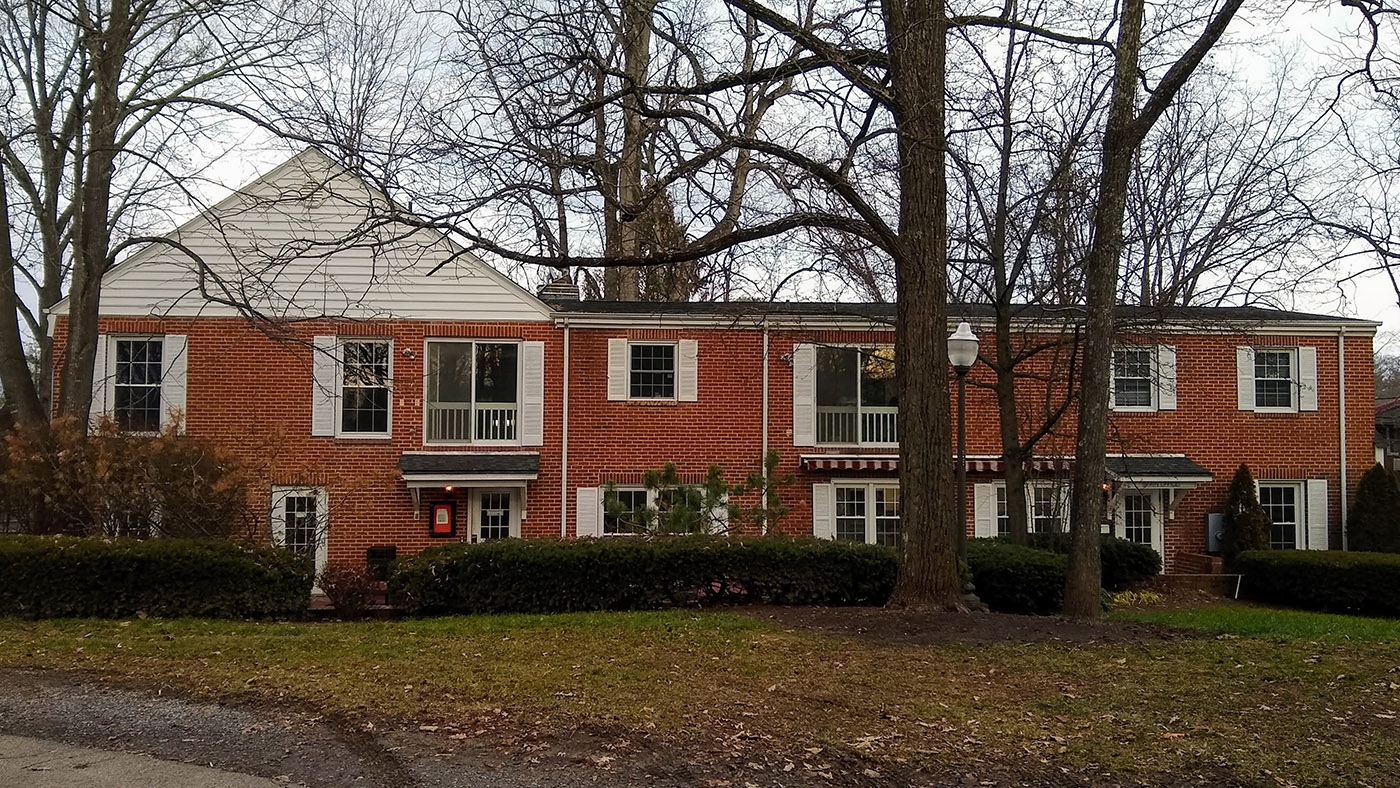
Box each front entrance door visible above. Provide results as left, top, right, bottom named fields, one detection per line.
left=1118, top=491, right=1164, bottom=564
left=476, top=489, right=516, bottom=540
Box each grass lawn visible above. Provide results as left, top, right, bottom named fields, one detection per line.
left=1, top=604, right=1397, bottom=786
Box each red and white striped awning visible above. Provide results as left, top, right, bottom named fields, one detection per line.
left=800, top=455, right=1075, bottom=473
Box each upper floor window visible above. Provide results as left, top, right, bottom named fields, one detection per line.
left=815, top=346, right=898, bottom=445
left=92, top=333, right=188, bottom=434
left=426, top=341, right=519, bottom=443
left=1236, top=346, right=1317, bottom=413
left=630, top=343, right=675, bottom=399
left=113, top=338, right=164, bottom=432
left=1110, top=345, right=1175, bottom=412
left=341, top=340, right=391, bottom=435
left=1253, top=349, right=1295, bottom=410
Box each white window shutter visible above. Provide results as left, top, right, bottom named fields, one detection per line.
left=1305, top=478, right=1328, bottom=550
left=311, top=335, right=337, bottom=437
left=90, top=335, right=110, bottom=429
left=811, top=483, right=834, bottom=539
left=520, top=341, right=545, bottom=445
left=1236, top=347, right=1255, bottom=411
left=1298, top=346, right=1318, bottom=412
left=161, top=334, right=188, bottom=433
left=973, top=483, right=994, bottom=538
left=677, top=339, right=698, bottom=402
left=792, top=344, right=816, bottom=446
left=607, top=338, right=628, bottom=401
left=575, top=487, right=600, bottom=537
left=709, top=493, right=730, bottom=535
left=1156, top=345, right=1177, bottom=411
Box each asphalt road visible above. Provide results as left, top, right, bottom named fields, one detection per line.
left=0, top=670, right=697, bottom=788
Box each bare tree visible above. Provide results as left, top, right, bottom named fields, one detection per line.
left=0, top=0, right=314, bottom=426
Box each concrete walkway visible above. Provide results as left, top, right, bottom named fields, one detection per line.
left=0, top=735, right=283, bottom=787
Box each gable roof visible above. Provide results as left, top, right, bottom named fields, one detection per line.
left=71, top=148, right=552, bottom=323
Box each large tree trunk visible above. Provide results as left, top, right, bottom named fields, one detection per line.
left=0, top=178, right=45, bottom=426
left=885, top=0, right=961, bottom=610
left=1063, top=0, right=1144, bottom=618
left=57, top=0, right=128, bottom=423
left=603, top=0, right=655, bottom=301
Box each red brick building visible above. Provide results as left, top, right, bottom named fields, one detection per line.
left=53, top=150, right=1379, bottom=575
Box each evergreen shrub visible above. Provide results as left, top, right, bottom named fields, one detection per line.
left=1236, top=550, right=1400, bottom=616
left=0, top=535, right=313, bottom=619
left=1349, top=464, right=1400, bottom=554
left=1221, top=464, right=1271, bottom=563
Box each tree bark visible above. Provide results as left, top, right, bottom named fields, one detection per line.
left=884, top=0, right=962, bottom=610
left=0, top=177, right=46, bottom=425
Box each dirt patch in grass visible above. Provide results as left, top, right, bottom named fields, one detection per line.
left=744, top=605, right=1192, bottom=646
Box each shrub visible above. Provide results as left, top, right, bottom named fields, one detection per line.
left=389, top=536, right=897, bottom=615
left=1109, top=590, right=1165, bottom=609
left=964, top=539, right=1067, bottom=615
left=1349, top=464, right=1400, bottom=554
left=1236, top=550, right=1400, bottom=616
left=318, top=563, right=378, bottom=619
left=1221, top=464, right=1271, bottom=563
left=0, top=418, right=256, bottom=538
left=0, top=535, right=313, bottom=619
left=1021, top=532, right=1161, bottom=590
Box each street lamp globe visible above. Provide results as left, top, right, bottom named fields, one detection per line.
left=947, top=321, right=979, bottom=372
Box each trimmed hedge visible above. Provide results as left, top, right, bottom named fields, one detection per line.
left=0, top=535, right=314, bottom=619
left=966, top=539, right=1067, bottom=615
left=389, top=536, right=897, bottom=614
left=1236, top=550, right=1400, bottom=616
left=1021, top=533, right=1162, bottom=591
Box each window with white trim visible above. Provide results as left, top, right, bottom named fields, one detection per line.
left=995, top=486, right=1010, bottom=538
left=1031, top=485, right=1067, bottom=533
left=1122, top=494, right=1153, bottom=545
left=425, top=340, right=520, bottom=443
left=1258, top=482, right=1300, bottom=550
left=1112, top=348, right=1153, bottom=409
left=600, top=485, right=725, bottom=535
left=603, top=487, right=651, bottom=535
left=1254, top=350, right=1295, bottom=410
left=630, top=344, right=676, bottom=399
left=832, top=483, right=900, bottom=547
left=974, top=481, right=1070, bottom=538
left=815, top=346, right=898, bottom=445
left=340, top=340, right=391, bottom=435
left=113, top=337, right=164, bottom=433
left=271, top=485, right=328, bottom=578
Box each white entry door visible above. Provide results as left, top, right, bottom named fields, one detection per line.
left=1117, top=491, right=1165, bottom=564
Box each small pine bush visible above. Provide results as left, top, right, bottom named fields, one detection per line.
left=1221, top=464, right=1271, bottom=563
left=1349, top=464, right=1400, bottom=554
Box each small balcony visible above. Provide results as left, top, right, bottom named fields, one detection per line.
left=427, top=403, right=517, bottom=443
left=817, top=405, right=899, bottom=445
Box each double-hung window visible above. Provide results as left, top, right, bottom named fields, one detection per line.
left=340, top=340, right=391, bottom=435
left=607, top=339, right=698, bottom=402
left=1111, top=348, right=1153, bottom=409
left=815, top=346, right=898, bottom=445
left=1254, top=350, right=1295, bottom=410
left=426, top=341, right=520, bottom=443
left=598, top=485, right=725, bottom=535
left=113, top=338, right=164, bottom=433
left=630, top=344, right=675, bottom=399
left=975, top=482, right=1070, bottom=538
left=1237, top=346, right=1316, bottom=413
left=92, top=334, right=188, bottom=434
left=1257, top=483, right=1300, bottom=550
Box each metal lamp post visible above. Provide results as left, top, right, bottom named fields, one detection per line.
left=947, top=322, right=980, bottom=551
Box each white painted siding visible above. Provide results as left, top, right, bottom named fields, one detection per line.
left=92, top=149, right=552, bottom=323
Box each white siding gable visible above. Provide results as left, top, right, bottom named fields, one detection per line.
left=91, top=149, right=552, bottom=323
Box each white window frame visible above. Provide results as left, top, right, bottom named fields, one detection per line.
left=822, top=481, right=901, bottom=546
left=1113, top=489, right=1165, bottom=563
left=270, top=485, right=329, bottom=581
left=109, top=335, right=166, bottom=433
left=472, top=487, right=521, bottom=541
left=597, top=484, right=726, bottom=536
left=1256, top=481, right=1304, bottom=550
left=336, top=338, right=393, bottom=438
left=981, top=481, right=1071, bottom=537
left=627, top=341, right=679, bottom=400
left=422, top=339, right=523, bottom=447
left=1252, top=347, right=1298, bottom=413
left=813, top=344, right=899, bottom=447
left=1110, top=346, right=1155, bottom=412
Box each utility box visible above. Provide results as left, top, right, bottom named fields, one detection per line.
left=1206, top=513, right=1225, bottom=553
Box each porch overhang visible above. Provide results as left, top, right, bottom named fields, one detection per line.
left=1104, top=455, right=1213, bottom=520
left=398, top=452, right=540, bottom=518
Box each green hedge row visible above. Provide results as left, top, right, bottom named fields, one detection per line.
left=1236, top=550, right=1400, bottom=616
left=965, top=540, right=1067, bottom=614
left=389, top=536, right=898, bottom=614
left=1020, top=533, right=1163, bottom=591
left=0, top=535, right=314, bottom=619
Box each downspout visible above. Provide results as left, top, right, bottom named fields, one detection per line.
left=1338, top=326, right=1348, bottom=551
left=760, top=319, right=770, bottom=535
left=561, top=320, right=571, bottom=539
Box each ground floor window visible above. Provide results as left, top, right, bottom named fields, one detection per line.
left=1258, top=483, right=1300, bottom=550
left=478, top=490, right=514, bottom=540
left=271, top=486, right=327, bottom=579
left=831, top=483, right=900, bottom=547
left=1122, top=494, right=1153, bottom=545
left=979, top=482, right=1069, bottom=538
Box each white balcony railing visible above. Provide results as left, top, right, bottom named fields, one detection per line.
left=817, top=405, right=898, bottom=445
left=427, top=403, right=517, bottom=443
